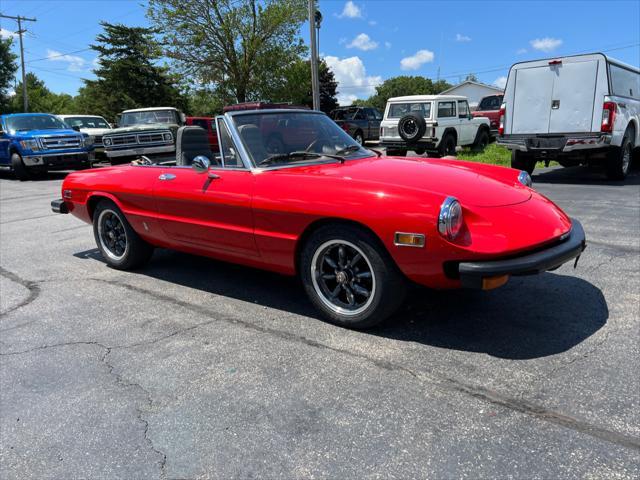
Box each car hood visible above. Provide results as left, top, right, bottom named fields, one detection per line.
left=14, top=128, right=80, bottom=137
left=80, top=128, right=112, bottom=135
left=280, top=156, right=531, bottom=207
left=107, top=123, right=178, bottom=134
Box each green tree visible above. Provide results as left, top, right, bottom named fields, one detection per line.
left=272, top=58, right=338, bottom=113
left=0, top=37, right=18, bottom=112
left=355, top=76, right=452, bottom=111
left=147, top=0, right=308, bottom=103
left=74, top=22, right=186, bottom=121
left=8, top=73, right=75, bottom=113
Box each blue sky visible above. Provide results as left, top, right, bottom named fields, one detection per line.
left=1, top=0, right=639, bottom=105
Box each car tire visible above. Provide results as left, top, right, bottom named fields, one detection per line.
left=398, top=113, right=427, bottom=143
left=385, top=149, right=407, bottom=157
left=300, top=224, right=406, bottom=329
left=606, top=130, right=633, bottom=180
left=11, top=152, right=30, bottom=181
left=354, top=131, right=364, bottom=145
left=438, top=133, right=456, bottom=157
left=93, top=199, right=154, bottom=270
left=472, top=129, right=490, bottom=152
left=511, top=150, right=536, bottom=174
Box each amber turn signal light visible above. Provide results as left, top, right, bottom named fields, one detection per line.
left=394, top=232, right=425, bottom=247
left=482, top=274, right=510, bottom=290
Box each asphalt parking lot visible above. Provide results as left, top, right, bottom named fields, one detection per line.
left=1, top=164, right=639, bottom=479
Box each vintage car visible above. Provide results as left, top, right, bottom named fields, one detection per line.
left=52, top=109, right=586, bottom=329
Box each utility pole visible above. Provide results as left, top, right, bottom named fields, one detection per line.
left=0, top=13, right=36, bottom=112
left=308, top=0, right=320, bottom=111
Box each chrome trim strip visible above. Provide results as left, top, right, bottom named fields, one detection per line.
left=218, top=114, right=253, bottom=169
left=106, top=144, right=175, bottom=158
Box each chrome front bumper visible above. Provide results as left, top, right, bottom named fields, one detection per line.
left=498, top=134, right=612, bottom=152
left=23, top=151, right=94, bottom=167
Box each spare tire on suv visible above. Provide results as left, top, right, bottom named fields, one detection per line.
left=398, top=113, right=426, bottom=143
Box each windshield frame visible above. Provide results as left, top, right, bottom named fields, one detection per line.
left=4, top=114, right=70, bottom=133
left=119, top=109, right=179, bottom=127
left=224, top=109, right=377, bottom=170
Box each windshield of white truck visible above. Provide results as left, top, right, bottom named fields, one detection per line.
left=64, top=116, right=110, bottom=129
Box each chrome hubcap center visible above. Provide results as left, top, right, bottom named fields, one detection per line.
left=336, top=271, right=348, bottom=284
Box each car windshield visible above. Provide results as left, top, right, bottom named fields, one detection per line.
left=388, top=102, right=432, bottom=119
left=230, top=112, right=374, bottom=167
left=477, top=95, right=503, bottom=111
left=119, top=110, right=178, bottom=126
left=63, top=116, right=110, bottom=129
left=330, top=108, right=360, bottom=120
left=5, top=114, right=69, bottom=133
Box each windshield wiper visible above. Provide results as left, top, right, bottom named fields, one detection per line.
left=259, top=151, right=346, bottom=167
left=334, top=145, right=361, bottom=156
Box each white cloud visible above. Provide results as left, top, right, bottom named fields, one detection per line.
left=347, top=33, right=378, bottom=51
left=494, top=76, right=508, bottom=89
left=324, top=55, right=382, bottom=105
left=337, top=1, right=362, bottom=19
left=400, top=49, right=435, bottom=71
left=0, top=27, right=18, bottom=39
left=516, top=48, right=527, bottom=55
left=456, top=33, right=471, bottom=42
left=530, top=37, right=562, bottom=52
left=46, top=49, right=86, bottom=72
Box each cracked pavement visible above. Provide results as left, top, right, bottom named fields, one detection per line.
left=1, top=165, right=639, bottom=479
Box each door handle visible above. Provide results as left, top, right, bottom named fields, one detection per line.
left=158, top=173, right=176, bottom=181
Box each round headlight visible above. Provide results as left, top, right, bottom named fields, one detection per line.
left=518, top=171, right=532, bottom=187
left=104, top=137, right=112, bottom=146
left=438, top=196, right=463, bottom=240
left=163, top=132, right=173, bottom=142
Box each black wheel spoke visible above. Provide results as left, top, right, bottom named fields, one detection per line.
left=352, top=284, right=370, bottom=298
left=329, top=284, right=341, bottom=299
left=338, top=246, right=346, bottom=268
left=323, top=255, right=338, bottom=269
left=322, top=273, right=336, bottom=280
left=348, top=253, right=362, bottom=267
left=355, top=271, right=371, bottom=280
left=344, top=285, right=355, bottom=306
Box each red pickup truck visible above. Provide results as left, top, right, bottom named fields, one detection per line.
left=471, top=94, right=503, bottom=134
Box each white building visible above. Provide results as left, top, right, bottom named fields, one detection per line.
left=440, top=80, right=504, bottom=110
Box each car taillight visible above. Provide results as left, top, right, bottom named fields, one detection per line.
left=498, top=103, right=506, bottom=136
left=601, top=102, right=616, bottom=133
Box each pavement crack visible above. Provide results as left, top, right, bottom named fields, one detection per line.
left=93, top=277, right=640, bottom=453
left=0, top=266, right=41, bottom=317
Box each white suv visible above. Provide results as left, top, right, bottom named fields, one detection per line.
left=379, top=95, right=491, bottom=156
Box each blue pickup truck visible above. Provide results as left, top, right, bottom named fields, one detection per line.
left=0, top=113, right=94, bottom=180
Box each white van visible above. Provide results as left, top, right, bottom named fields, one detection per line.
left=497, top=53, right=639, bottom=179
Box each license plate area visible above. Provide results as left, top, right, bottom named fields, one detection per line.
left=526, top=136, right=566, bottom=150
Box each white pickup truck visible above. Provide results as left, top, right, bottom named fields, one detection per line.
left=379, top=95, right=491, bottom=157
left=497, top=53, right=640, bottom=179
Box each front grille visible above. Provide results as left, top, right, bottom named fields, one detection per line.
left=105, top=130, right=169, bottom=148
left=137, top=132, right=164, bottom=144
left=111, top=134, right=137, bottom=146
left=94, top=135, right=103, bottom=146
left=40, top=135, right=81, bottom=150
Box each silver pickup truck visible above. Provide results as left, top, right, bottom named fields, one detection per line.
left=497, top=53, right=640, bottom=179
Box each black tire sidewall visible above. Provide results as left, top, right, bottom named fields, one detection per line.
left=606, top=134, right=632, bottom=180
left=398, top=113, right=427, bottom=143
left=511, top=150, right=535, bottom=174
left=11, top=152, right=30, bottom=181
left=354, top=131, right=364, bottom=145
left=92, top=199, right=153, bottom=270
left=473, top=130, right=489, bottom=151
left=439, top=134, right=456, bottom=157
left=300, top=225, right=405, bottom=329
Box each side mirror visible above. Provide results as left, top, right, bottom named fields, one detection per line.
left=72, top=126, right=81, bottom=132
left=192, top=155, right=211, bottom=173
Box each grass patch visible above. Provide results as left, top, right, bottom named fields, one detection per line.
left=456, top=143, right=512, bottom=167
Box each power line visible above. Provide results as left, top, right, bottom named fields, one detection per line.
left=0, top=12, right=36, bottom=112
left=26, top=48, right=93, bottom=64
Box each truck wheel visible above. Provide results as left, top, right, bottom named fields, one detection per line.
left=354, top=131, right=364, bottom=145
left=511, top=150, right=536, bottom=174
left=472, top=129, right=490, bottom=152
left=10, top=152, right=30, bottom=181
left=385, top=149, right=407, bottom=157
left=438, top=134, right=456, bottom=157
left=93, top=199, right=154, bottom=270
left=606, top=131, right=633, bottom=180
left=300, top=224, right=406, bottom=329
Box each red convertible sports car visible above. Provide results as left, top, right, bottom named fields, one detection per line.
left=52, top=109, right=586, bottom=329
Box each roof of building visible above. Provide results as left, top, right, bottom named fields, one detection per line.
left=440, top=80, right=504, bottom=95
